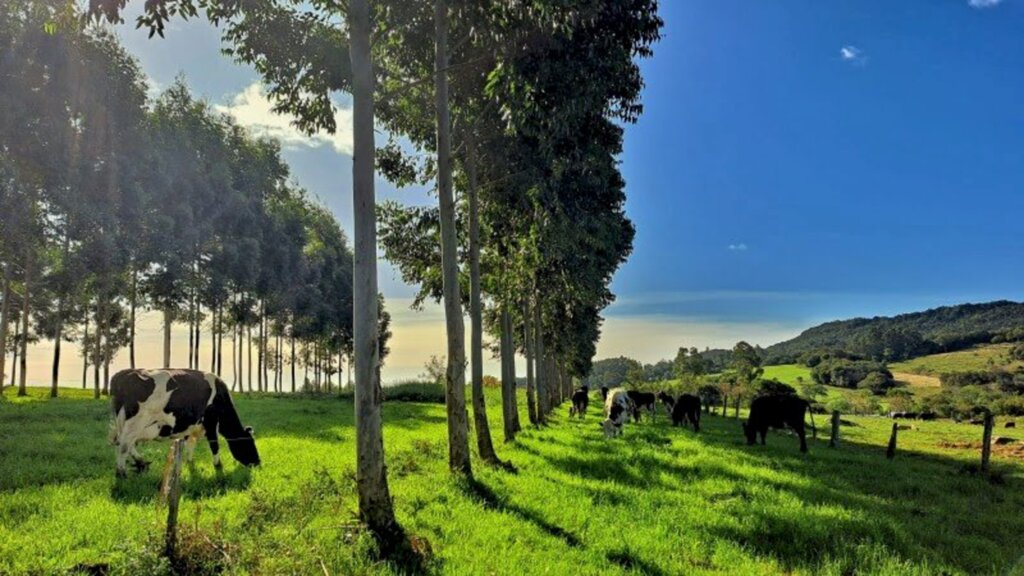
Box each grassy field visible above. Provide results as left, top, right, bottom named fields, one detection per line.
left=2, top=387, right=1024, bottom=575
left=891, top=344, right=1024, bottom=376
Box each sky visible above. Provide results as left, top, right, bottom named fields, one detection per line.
left=16, top=0, right=1024, bottom=385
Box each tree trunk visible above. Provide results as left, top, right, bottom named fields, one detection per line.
left=500, top=306, right=519, bottom=441
left=0, top=271, right=10, bottom=395
left=163, top=307, right=172, bottom=368
left=9, top=309, right=20, bottom=391
left=533, top=297, right=547, bottom=421
left=435, top=0, right=471, bottom=475
left=94, top=297, right=102, bottom=399
left=217, top=306, right=224, bottom=375
left=81, top=313, right=89, bottom=389
left=247, top=323, right=252, bottom=393
left=17, top=248, right=31, bottom=397
left=257, top=304, right=264, bottom=392
left=232, top=322, right=238, bottom=390
left=129, top=269, right=137, bottom=369
left=291, top=333, right=296, bottom=393
left=466, top=137, right=497, bottom=463
left=194, top=297, right=201, bottom=371
left=523, top=299, right=537, bottom=425
left=187, top=298, right=194, bottom=370
left=350, top=0, right=402, bottom=543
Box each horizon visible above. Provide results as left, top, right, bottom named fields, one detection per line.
left=9, top=0, right=1024, bottom=385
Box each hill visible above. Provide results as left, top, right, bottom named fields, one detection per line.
left=764, top=300, right=1024, bottom=364
left=2, top=388, right=1023, bottom=574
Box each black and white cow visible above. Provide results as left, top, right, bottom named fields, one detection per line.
left=627, top=390, right=657, bottom=422
left=743, top=394, right=815, bottom=453
left=109, top=368, right=260, bottom=477
left=569, top=385, right=590, bottom=418
left=602, top=388, right=632, bottom=438
left=671, top=394, right=701, bottom=432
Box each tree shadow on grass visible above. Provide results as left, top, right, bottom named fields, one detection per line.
left=110, top=464, right=252, bottom=504
left=459, top=476, right=582, bottom=548
left=605, top=547, right=667, bottom=576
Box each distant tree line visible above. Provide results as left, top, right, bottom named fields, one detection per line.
left=0, top=6, right=385, bottom=398
left=763, top=301, right=1024, bottom=364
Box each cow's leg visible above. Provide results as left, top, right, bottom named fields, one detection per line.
left=760, top=429, right=767, bottom=445
left=798, top=427, right=808, bottom=453
left=115, top=443, right=131, bottom=478
left=204, top=414, right=222, bottom=470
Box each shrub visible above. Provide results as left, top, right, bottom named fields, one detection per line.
left=858, top=371, right=897, bottom=396
left=755, top=379, right=796, bottom=397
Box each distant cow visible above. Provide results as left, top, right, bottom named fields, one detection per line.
left=109, top=369, right=260, bottom=477
left=657, top=391, right=675, bottom=418
left=627, top=390, right=657, bottom=422
left=602, top=388, right=632, bottom=438
left=569, top=385, right=590, bottom=419
left=743, top=394, right=815, bottom=453
left=672, top=394, right=701, bottom=432
left=1007, top=421, right=1017, bottom=429
left=600, top=386, right=610, bottom=401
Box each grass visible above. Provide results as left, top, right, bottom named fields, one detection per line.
left=2, top=386, right=1024, bottom=575
left=890, top=343, right=1024, bottom=376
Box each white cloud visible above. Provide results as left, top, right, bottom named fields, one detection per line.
left=839, top=45, right=868, bottom=66
left=728, top=243, right=748, bottom=251
left=215, top=82, right=354, bottom=155
left=968, top=0, right=1002, bottom=8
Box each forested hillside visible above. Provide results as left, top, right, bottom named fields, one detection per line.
left=764, top=301, right=1024, bottom=364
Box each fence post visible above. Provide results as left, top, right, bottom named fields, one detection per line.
left=981, top=412, right=994, bottom=473
left=886, top=422, right=898, bottom=460
left=829, top=410, right=840, bottom=448
left=163, top=438, right=185, bottom=560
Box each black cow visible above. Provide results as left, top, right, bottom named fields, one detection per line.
left=657, top=391, right=675, bottom=419
left=672, top=394, right=701, bottom=432
left=600, top=386, right=610, bottom=401
left=569, top=385, right=590, bottom=418
left=627, top=390, right=657, bottom=422
left=109, top=368, right=260, bottom=477
left=743, top=394, right=815, bottom=453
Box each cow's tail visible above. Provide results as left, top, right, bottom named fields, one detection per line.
left=108, top=407, right=126, bottom=445
left=806, top=401, right=817, bottom=438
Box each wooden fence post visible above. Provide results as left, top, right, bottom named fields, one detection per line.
left=163, top=438, right=185, bottom=560
left=981, top=412, right=994, bottom=473
left=829, top=410, right=840, bottom=448
left=886, top=422, right=898, bottom=460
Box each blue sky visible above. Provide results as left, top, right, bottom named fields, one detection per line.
left=64, top=0, right=1023, bottom=379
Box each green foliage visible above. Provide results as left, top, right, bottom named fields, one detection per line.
left=584, top=356, right=642, bottom=389
left=755, top=379, right=797, bottom=397
left=766, top=301, right=1024, bottom=364
left=858, top=371, right=898, bottom=396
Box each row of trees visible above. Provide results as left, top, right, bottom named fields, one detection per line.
left=0, top=4, right=382, bottom=399
left=87, top=0, right=662, bottom=554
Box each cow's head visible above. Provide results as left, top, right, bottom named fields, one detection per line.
left=742, top=421, right=756, bottom=445
left=227, top=426, right=261, bottom=467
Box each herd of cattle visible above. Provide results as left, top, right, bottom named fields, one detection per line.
left=571, top=384, right=816, bottom=453
left=106, top=369, right=821, bottom=477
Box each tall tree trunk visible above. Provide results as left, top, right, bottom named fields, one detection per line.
left=0, top=271, right=10, bottom=395
left=291, top=333, right=296, bottom=393
left=81, top=312, right=89, bottom=389
left=435, top=0, right=471, bottom=475
left=93, top=297, right=102, bottom=399
left=257, top=304, right=264, bottom=392
left=129, top=269, right=137, bottom=369
left=163, top=307, right=172, bottom=368
left=247, top=323, right=252, bottom=392
left=9, top=309, right=20, bottom=391
left=217, top=307, right=224, bottom=376
left=232, top=321, right=238, bottom=390
left=523, top=299, right=537, bottom=425
left=17, top=247, right=32, bottom=397
left=350, top=0, right=402, bottom=544
left=210, top=305, right=216, bottom=373
left=500, top=306, right=518, bottom=441
left=194, top=297, right=201, bottom=371
left=533, top=297, right=547, bottom=421
left=50, top=230, right=71, bottom=398
left=187, top=298, right=194, bottom=370
left=467, top=138, right=497, bottom=463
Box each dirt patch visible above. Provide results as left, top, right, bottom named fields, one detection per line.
left=938, top=440, right=1024, bottom=462
left=893, top=372, right=941, bottom=388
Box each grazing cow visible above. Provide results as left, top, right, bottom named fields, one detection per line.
left=743, top=394, right=815, bottom=453
left=600, top=386, right=610, bottom=401
left=602, top=388, right=632, bottom=438
left=917, top=412, right=936, bottom=421
left=657, top=391, right=675, bottom=418
left=569, top=385, right=590, bottom=419
left=627, top=390, right=657, bottom=423
left=672, top=394, right=701, bottom=432
left=109, top=368, right=260, bottom=477
left=1007, top=421, right=1017, bottom=429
